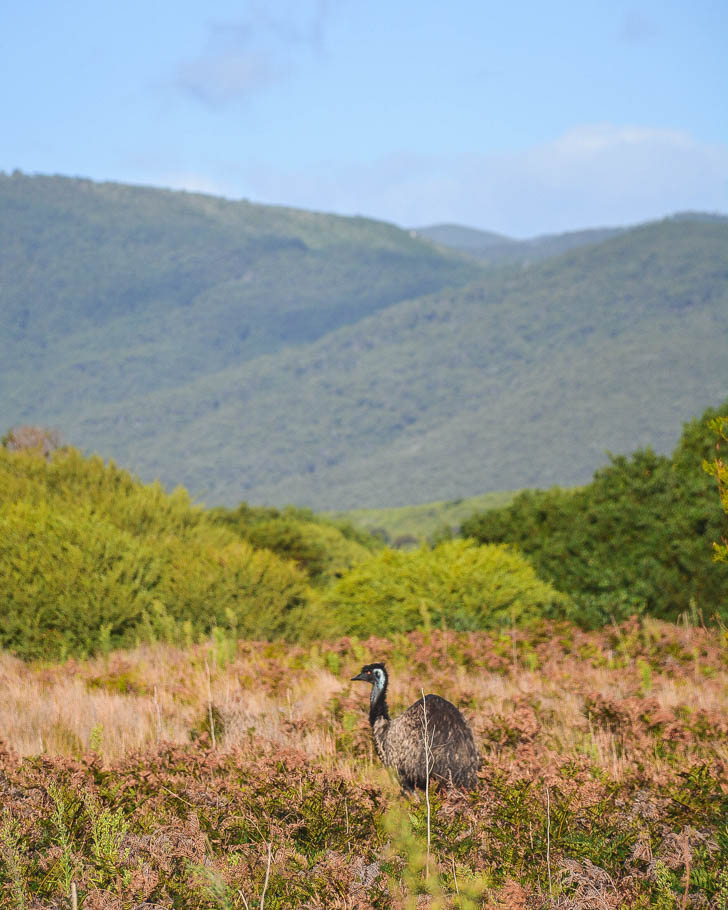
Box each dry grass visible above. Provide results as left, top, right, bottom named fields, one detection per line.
left=0, top=619, right=726, bottom=776
left=2, top=620, right=727, bottom=908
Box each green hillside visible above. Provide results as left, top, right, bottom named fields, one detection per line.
left=3, top=173, right=727, bottom=509
left=1, top=172, right=480, bottom=414
left=55, top=216, right=725, bottom=509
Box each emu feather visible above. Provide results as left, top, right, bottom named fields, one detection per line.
left=351, top=663, right=481, bottom=791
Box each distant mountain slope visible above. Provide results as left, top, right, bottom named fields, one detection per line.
left=2, top=174, right=727, bottom=509
left=413, top=221, right=627, bottom=264
left=12, top=213, right=724, bottom=509
left=415, top=213, right=728, bottom=267
left=1, top=173, right=481, bottom=413
left=413, top=223, right=515, bottom=251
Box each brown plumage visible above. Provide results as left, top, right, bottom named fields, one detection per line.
left=351, top=662, right=481, bottom=791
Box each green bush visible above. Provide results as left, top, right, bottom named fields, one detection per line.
left=208, top=502, right=377, bottom=586
left=0, top=498, right=158, bottom=660
left=462, top=401, right=728, bottom=626
left=0, top=448, right=313, bottom=660
left=322, top=538, right=570, bottom=637
left=0, top=445, right=205, bottom=541
left=155, top=531, right=311, bottom=641
left=704, top=414, right=728, bottom=563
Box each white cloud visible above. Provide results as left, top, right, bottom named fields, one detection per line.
left=236, top=125, right=728, bottom=236
left=617, top=10, right=659, bottom=44
left=173, top=1, right=341, bottom=107
left=549, top=124, right=692, bottom=157
left=175, top=51, right=282, bottom=107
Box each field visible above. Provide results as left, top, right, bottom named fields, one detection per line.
left=2, top=618, right=727, bottom=908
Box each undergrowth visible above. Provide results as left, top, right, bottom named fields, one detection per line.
left=0, top=620, right=727, bottom=907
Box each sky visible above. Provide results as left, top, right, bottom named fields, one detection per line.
left=2, top=0, right=727, bottom=237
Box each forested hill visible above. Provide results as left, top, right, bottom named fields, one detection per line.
left=412, top=222, right=627, bottom=264
left=2, top=172, right=727, bottom=508
left=413, top=212, right=728, bottom=265
left=0, top=171, right=480, bottom=399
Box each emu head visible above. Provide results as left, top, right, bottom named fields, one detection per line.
left=351, top=662, right=388, bottom=704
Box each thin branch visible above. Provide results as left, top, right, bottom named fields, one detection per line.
left=545, top=782, right=553, bottom=899
left=205, top=657, right=216, bottom=749
left=680, top=849, right=691, bottom=910
left=450, top=855, right=459, bottom=895
left=159, top=784, right=196, bottom=809
left=259, top=842, right=273, bottom=910
left=153, top=685, right=163, bottom=742
left=421, top=688, right=432, bottom=879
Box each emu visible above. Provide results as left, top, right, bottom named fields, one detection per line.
left=351, top=662, right=480, bottom=791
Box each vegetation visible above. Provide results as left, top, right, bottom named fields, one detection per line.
left=704, top=413, right=728, bottom=563
left=323, top=539, right=570, bottom=637
left=0, top=620, right=727, bottom=907
left=208, top=502, right=380, bottom=587
left=2, top=174, right=727, bottom=508
left=0, top=442, right=553, bottom=661
left=0, top=445, right=381, bottom=660
left=324, top=488, right=518, bottom=548
left=1, top=395, right=727, bottom=905
left=461, top=402, right=728, bottom=626
left=413, top=221, right=627, bottom=264
left=3, top=175, right=728, bottom=906
left=3, top=395, right=728, bottom=661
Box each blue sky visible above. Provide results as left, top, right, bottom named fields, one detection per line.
left=2, top=0, right=726, bottom=236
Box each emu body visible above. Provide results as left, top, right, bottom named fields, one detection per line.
left=351, top=663, right=480, bottom=791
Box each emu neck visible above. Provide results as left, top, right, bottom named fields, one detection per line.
left=369, top=680, right=390, bottom=727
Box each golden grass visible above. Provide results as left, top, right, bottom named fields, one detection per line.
left=2, top=622, right=727, bottom=907
left=1, top=620, right=725, bottom=783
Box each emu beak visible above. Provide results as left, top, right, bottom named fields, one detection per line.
left=351, top=671, right=369, bottom=682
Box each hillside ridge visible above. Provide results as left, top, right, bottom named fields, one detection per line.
left=2, top=173, right=727, bottom=508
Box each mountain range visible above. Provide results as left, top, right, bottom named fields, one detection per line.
left=2, top=171, right=727, bottom=508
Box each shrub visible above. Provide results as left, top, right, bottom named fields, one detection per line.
left=0, top=448, right=314, bottom=660
left=322, top=538, right=570, bottom=637
left=208, top=503, right=378, bottom=585
left=704, top=414, right=728, bottom=563
left=462, top=401, right=728, bottom=626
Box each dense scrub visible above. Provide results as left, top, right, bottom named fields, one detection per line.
left=705, top=414, right=728, bottom=564
left=322, top=539, right=570, bottom=636
left=0, top=446, right=569, bottom=662
left=2, top=396, right=727, bottom=670
left=462, top=402, right=728, bottom=627
left=0, top=447, right=377, bottom=660
left=208, top=502, right=379, bottom=586
left=1, top=621, right=727, bottom=908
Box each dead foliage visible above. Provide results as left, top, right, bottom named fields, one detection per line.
left=0, top=620, right=727, bottom=907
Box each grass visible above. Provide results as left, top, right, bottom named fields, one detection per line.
left=1, top=618, right=727, bottom=906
